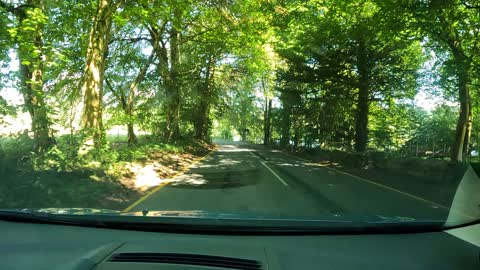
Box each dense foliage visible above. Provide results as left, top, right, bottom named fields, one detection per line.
left=1, top=0, right=479, bottom=167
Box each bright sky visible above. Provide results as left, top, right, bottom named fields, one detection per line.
left=414, top=91, right=452, bottom=111
left=0, top=50, right=22, bottom=105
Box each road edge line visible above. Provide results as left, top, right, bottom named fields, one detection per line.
left=122, top=145, right=217, bottom=212
left=280, top=150, right=451, bottom=210
left=249, top=151, right=289, bottom=186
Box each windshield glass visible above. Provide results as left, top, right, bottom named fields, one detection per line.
left=0, top=0, right=479, bottom=230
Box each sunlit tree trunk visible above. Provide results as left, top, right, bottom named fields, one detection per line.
left=451, top=53, right=471, bottom=162
left=80, top=0, right=120, bottom=150
left=16, top=0, right=55, bottom=152
left=354, top=37, right=370, bottom=153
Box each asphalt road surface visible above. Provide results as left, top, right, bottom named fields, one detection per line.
left=128, top=142, right=452, bottom=220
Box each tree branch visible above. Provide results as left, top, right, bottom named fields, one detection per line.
left=180, top=25, right=224, bottom=44
left=114, top=36, right=151, bottom=43
left=105, top=77, right=126, bottom=109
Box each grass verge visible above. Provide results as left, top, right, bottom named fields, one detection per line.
left=0, top=137, right=213, bottom=210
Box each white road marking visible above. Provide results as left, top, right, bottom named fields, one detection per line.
left=249, top=151, right=289, bottom=186
left=328, top=166, right=450, bottom=209
left=269, top=148, right=476, bottom=219
left=280, top=151, right=451, bottom=209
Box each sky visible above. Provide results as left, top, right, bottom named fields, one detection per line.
left=414, top=91, right=452, bottom=111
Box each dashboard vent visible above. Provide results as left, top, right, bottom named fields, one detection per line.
left=108, top=253, right=262, bottom=270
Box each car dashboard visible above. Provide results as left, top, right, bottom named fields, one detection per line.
left=0, top=220, right=479, bottom=270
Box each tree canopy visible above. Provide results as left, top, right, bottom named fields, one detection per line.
left=0, top=0, right=479, bottom=164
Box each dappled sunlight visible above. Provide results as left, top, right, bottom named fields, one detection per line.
left=127, top=163, right=169, bottom=191
left=168, top=168, right=261, bottom=189
left=299, top=161, right=328, bottom=167
left=276, top=162, right=302, bottom=167
left=0, top=0, right=476, bottom=237
left=191, top=163, right=217, bottom=169
left=219, top=158, right=242, bottom=165
left=117, top=148, right=210, bottom=193
left=170, top=173, right=208, bottom=186
left=217, top=147, right=254, bottom=153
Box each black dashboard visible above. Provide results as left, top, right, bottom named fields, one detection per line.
left=0, top=220, right=478, bottom=270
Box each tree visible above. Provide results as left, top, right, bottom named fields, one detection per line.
left=106, top=51, right=155, bottom=145
left=273, top=0, right=423, bottom=151
left=1, top=0, right=55, bottom=152
left=80, top=0, right=123, bottom=151
left=104, top=11, right=156, bottom=145
left=142, top=0, right=185, bottom=141
left=392, top=0, right=480, bottom=161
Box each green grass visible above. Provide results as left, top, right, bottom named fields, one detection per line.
left=106, top=134, right=129, bottom=143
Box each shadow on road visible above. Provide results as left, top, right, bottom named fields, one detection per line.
left=168, top=168, right=262, bottom=189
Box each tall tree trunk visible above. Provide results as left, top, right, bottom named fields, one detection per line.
left=148, top=10, right=182, bottom=142
left=280, top=106, right=291, bottom=147
left=279, top=90, right=294, bottom=147
left=126, top=103, right=138, bottom=146
left=462, top=100, right=472, bottom=157
left=127, top=123, right=136, bottom=145
left=81, top=0, right=120, bottom=150
left=451, top=54, right=471, bottom=162
left=194, top=56, right=215, bottom=142
left=240, top=129, right=247, bottom=142
left=16, top=0, right=54, bottom=152
left=262, top=77, right=272, bottom=145
left=164, top=8, right=182, bottom=141
left=194, top=98, right=210, bottom=141
left=354, top=38, right=370, bottom=152
left=125, top=52, right=155, bottom=146
left=293, top=115, right=300, bottom=150
left=164, top=83, right=181, bottom=141
left=263, top=98, right=272, bottom=145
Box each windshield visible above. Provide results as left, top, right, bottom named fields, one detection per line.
left=0, top=0, right=479, bottom=231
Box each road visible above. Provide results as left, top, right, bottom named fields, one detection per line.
left=127, top=142, right=451, bottom=220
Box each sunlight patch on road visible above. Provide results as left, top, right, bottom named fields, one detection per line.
left=192, top=163, right=218, bottom=169
left=129, top=164, right=168, bottom=190
left=219, top=158, right=241, bottom=165
left=217, top=148, right=253, bottom=153
left=276, top=162, right=301, bottom=167
left=170, top=174, right=208, bottom=186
